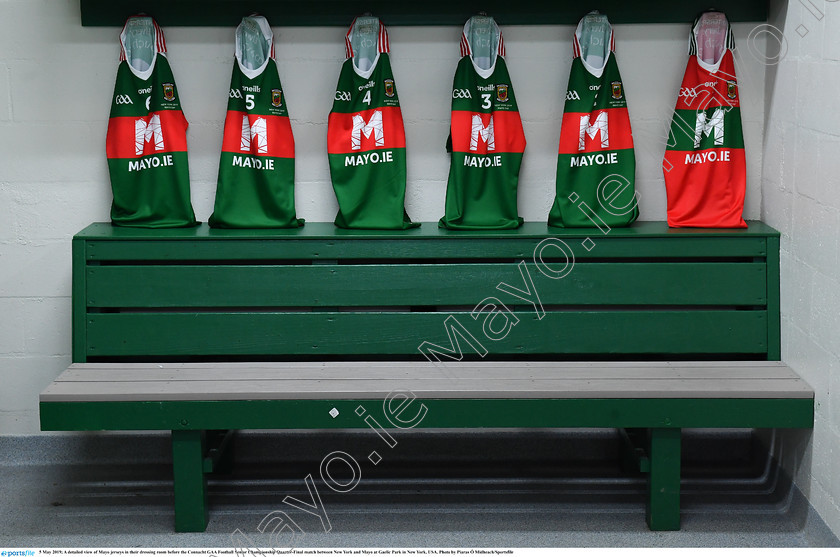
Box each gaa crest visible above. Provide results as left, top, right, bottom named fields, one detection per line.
left=611, top=81, right=623, bottom=100
left=726, top=80, right=737, bottom=99
left=384, top=79, right=395, bottom=98
left=496, top=84, right=509, bottom=103
left=162, top=82, right=175, bottom=101
left=271, top=89, right=282, bottom=107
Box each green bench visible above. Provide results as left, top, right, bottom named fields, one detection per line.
left=40, top=221, right=814, bottom=533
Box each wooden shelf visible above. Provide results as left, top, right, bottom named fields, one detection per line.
left=80, top=0, right=769, bottom=27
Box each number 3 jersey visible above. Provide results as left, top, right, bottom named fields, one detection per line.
left=210, top=16, right=303, bottom=228
left=327, top=17, right=417, bottom=229
left=549, top=12, right=638, bottom=228
left=106, top=16, right=197, bottom=228
left=662, top=11, right=746, bottom=228
left=439, top=15, right=526, bottom=230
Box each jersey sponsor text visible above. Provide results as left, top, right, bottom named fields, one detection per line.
left=464, top=154, right=503, bottom=168
left=344, top=150, right=394, bottom=167
left=232, top=155, right=275, bottom=170
left=684, top=150, right=731, bottom=164
left=569, top=152, right=619, bottom=167
left=128, top=154, right=174, bottom=172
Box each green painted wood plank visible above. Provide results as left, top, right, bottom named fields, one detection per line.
left=76, top=221, right=780, bottom=240
left=85, top=310, right=769, bottom=357
left=85, top=262, right=767, bottom=308
left=79, top=0, right=769, bottom=26
left=72, top=238, right=88, bottom=363
left=646, top=428, right=682, bottom=531
left=84, top=236, right=769, bottom=261
left=171, top=430, right=209, bottom=532
left=39, top=397, right=814, bottom=431
left=766, top=236, right=782, bottom=360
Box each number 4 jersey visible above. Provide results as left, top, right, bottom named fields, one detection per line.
left=662, top=11, right=746, bottom=228
left=327, top=17, right=416, bottom=229
left=106, top=16, right=197, bottom=228
left=210, top=15, right=303, bottom=228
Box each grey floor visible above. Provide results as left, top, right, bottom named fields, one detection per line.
left=0, top=430, right=837, bottom=548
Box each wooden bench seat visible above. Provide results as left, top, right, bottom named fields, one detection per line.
left=40, top=221, right=814, bottom=533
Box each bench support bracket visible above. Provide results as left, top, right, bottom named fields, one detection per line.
left=646, top=428, right=681, bottom=531
left=172, top=430, right=209, bottom=532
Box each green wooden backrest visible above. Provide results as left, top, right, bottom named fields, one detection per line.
left=72, top=221, right=781, bottom=362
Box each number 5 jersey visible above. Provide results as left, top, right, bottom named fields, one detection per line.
left=210, top=15, right=303, bottom=228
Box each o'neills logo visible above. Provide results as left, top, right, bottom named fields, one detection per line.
left=271, top=89, right=282, bottom=107
left=384, top=79, right=395, bottom=98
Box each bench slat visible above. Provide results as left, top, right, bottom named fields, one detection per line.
left=85, top=262, right=766, bottom=308
left=85, top=310, right=769, bottom=357
left=41, top=377, right=812, bottom=401
left=41, top=361, right=812, bottom=402
left=54, top=361, right=800, bottom=382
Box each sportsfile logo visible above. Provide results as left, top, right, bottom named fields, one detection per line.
left=452, top=88, right=472, bottom=99
left=115, top=94, right=133, bottom=105
left=566, top=90, right=581, bottom=101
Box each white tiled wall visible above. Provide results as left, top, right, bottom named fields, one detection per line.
left=762, top=0, right=840, bottom=536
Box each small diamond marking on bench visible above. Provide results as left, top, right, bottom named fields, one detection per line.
left=329, top=407, right=339, bottom=418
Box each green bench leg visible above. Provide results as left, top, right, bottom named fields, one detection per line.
left=172, top=430, right=209, bottom=532
left=646, top=428, right=681, bottom=531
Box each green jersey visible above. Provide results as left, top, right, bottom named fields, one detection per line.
left=106, top=16, right=197, bottom=228
left=549, top=12, right=638, bottom=228
left=327, top=17, right=417, bottom=229
left=440, top=16, right=526, bottom=230
left=210, top=16, right=303, bottom=228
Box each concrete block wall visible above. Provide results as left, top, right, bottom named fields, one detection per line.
left=762, top=0, right=840, bottom=537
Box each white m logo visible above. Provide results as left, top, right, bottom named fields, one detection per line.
left=694, top=107, right=725, bottom=149
left=470, top=114, right=495, bottom=151
left=240, top=115, right=268, bottom=155
left=351, top=111, right=384, bottom=151
left=579, top=112, right=609, bottom=150
left=134, top=114, right=164, bottom=156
